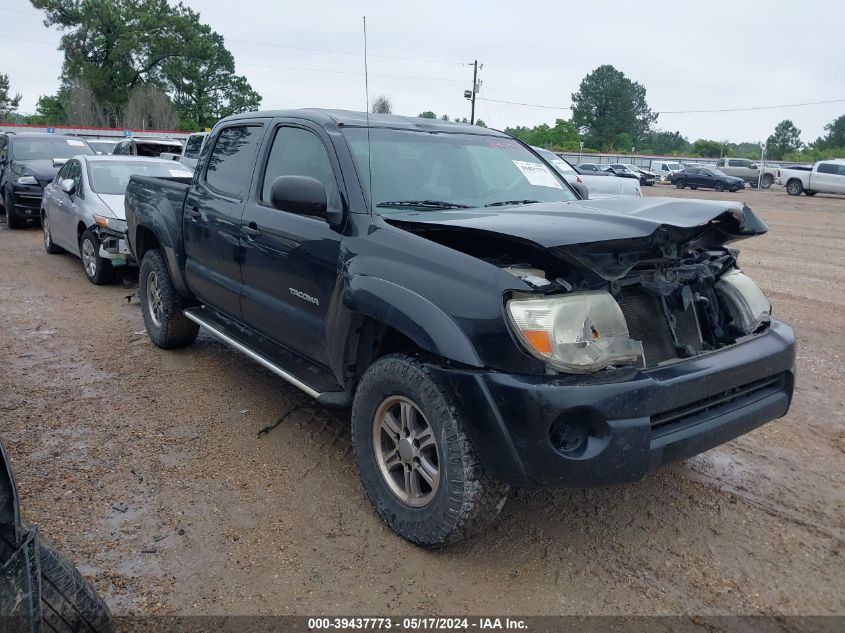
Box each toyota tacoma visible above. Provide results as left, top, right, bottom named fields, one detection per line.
left=124, top=110, right=796, bottom=547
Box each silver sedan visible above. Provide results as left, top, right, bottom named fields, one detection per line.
left=41, top=155, right=192, bottom=284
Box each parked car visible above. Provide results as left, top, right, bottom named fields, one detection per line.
left=533, top=148, right=642, bottom=198
left=159, top=132, right=207, bottom=170
left=1, top=441, right=115, bottom=632
left=111, top=137, right=183, bottom=158
left=0, top=132, right=95, bottom=228
left=650, top=159, right=683, bottom=181
left=611, top=163, right=657, bottom=186
left=776, top=159, right=845, bottom=196
left=673, top=166, right=745, bottom=192
left=577, top=162, right=611, bottom=174
left=602, top=164, right=642, bottom=181
left=716, top=158, right=775, bottom=188
left=41, top=155, right=192, bottom=284
left=125, top=109, right=795, bottom=547
left=87, top=139, right=118, bottom=155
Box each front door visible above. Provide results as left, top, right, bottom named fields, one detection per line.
left=239, top=122, right=345, bottom=366
left=183, top=123, right=265, bottom=320
left=51, top=159, right=83, bottom=249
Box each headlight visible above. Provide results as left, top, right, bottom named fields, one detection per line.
left=15, top=175, right=38, bottom=186
left=507, top=291, right=644, bottom=373
left=93, top=215, right=127, bottom=233
left=716, top=269, right=771, bottom=333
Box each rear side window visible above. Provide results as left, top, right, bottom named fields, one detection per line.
left=205, top=125, right=263, bottom=198
left=260, top=127, right=336, bottom=203
left=817, top=162, right=845, bottom=175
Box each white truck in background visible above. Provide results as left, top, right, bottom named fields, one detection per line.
left=159, top=132, right=208, bottom=170
left=650, top=159, right=683, bottom=182
left=716, top=158, right=776, bottom=188
left=776, top=159, right=845, bottom=196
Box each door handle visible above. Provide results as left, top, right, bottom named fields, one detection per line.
left=188, top=206, right=201, bottom=219
left=241, top=223, right=261, bottom=239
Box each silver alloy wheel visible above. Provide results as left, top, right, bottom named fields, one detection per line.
left=81, top=238, right=97, bottom=278
left=146, top=269, right=163, bottom=328
left=43, top=216, right=51, bottom=249
left=373, top=395, right=440, bottom=507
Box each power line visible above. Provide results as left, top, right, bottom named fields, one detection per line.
left=659, top=98, right=845, bottom=114
left=478, top=97, right=571, bottom=110
left=238, top=61, right=466, bottom=83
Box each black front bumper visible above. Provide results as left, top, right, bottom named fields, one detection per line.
left=431, top=320, right=795, bottom=487
left=9, top=186, right=43, bottom=217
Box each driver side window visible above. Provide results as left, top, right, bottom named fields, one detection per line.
left=261, top=126, right=339, bottom=208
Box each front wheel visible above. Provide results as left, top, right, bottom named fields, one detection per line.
left=80, top=229, right=114, bottom=285
left=675, top=180, right=685, bottom=189
left=352, top=354, right=509, bottom=547
left=786, top=180, right=803, bottom=196
left=805, top=191, right=817, bottom=197
left=714, top=182, right=725, bottom=192
left=4, top=190, right=23, bottom=229
left=762, top=174, right=774, bottom=188
left=139, top=249, right=199, bottom=349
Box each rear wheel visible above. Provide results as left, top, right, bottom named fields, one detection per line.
left=42, top=212, right=63, bottom=254
left=352, top=354, right=509, bottom=547
left=80, top=229, right=114, bottom=285
left=786, top=180, right=803, bottom=196
left=139, top=248, right=199, bottom=349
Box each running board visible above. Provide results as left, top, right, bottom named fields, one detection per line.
left=183, top=308, right=326, bottom=400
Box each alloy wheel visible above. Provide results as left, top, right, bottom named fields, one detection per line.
left=145, top=269, right=164, bottom=328
left=81, top=238, right=97, bottom=278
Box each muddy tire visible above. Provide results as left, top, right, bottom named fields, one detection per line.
left=4, top=189, right=24, bottom=229
left=36, top=530, right=115, bottom=632
left=786, top=180, right=803, bottom=196
left=139, top=248, right=198, bottom=349
left=80, top=229, right=114, bottom=285
left=351, top=353, right=509, bottom=547
left=42, top=212, right=64, bottom=254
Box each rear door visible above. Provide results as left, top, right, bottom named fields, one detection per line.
left=239, top=120, right=346, bottom=365
left=184, top=122, right=266, bottom=320
left=812, top=162, right=845, bottom=194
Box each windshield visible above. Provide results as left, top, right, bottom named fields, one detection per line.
left=533, top=147, right=576, bottom=175
left=666, top=163, right=681, bottom=171
left=11, top=137, right=94, bottom=160
left=623, top=164, right=641, bottom=172
left=343, top=128, right=577, bottom=212
left=135, top=141, right=182, bottom=157
left=87, top=160, right=193, bottom=195
left=88, top=140, right=117, bottom=154
left=707, top=168, right=729, bottom=177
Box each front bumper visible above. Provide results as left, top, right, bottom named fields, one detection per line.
left=8, top=186, right=44, bottom=217
left=95, top=226, right=133, bottom=265
left=431, top=320, right=795, bottom=487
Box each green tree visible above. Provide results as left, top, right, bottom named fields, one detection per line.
left=505, top=119, right=581, bottom=150
left=474, top=119, right=486, bottom=128
left=371, top=95, right=393, bottom=114
left=811, top=114, right=845, bottom=150
left=31, top=0, right=261, bottom=128
left=0, top=73, right=22, bottom=121
left=417, top=111, right=437, bottom=119
left=570, top=65, right=657, bottom=150
left=766, top=119, right=803, bottom=160
left=29, top=94, right=66, bottom=124
left=641, top=129, right=689, bottom=155
left=690, top=139, right=723, bottom=157
left=439, top=114, right=450, bottom=121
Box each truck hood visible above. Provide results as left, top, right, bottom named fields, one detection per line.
left=386, top=196, right=768, bottom=280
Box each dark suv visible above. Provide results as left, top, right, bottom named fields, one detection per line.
left=0, top=133, right=94, bottom=228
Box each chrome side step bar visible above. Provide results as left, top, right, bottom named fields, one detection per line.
left=183, top=309, right=322, bottom=399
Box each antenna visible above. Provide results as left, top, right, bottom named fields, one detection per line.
left=363, top=16, right=373, bottom=213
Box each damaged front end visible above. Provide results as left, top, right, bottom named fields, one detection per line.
left=388, top=197, right=773, bottom=374
left=92, top=216, right=133, bottom=266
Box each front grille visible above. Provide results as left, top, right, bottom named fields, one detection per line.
left=651, top=373, right=785, bottom=433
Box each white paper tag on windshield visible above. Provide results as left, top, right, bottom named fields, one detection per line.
left=512, top=160, right=562, bottom=188
left=551, top=159, right=573, bottom=174
left=169, top=170, right=192, bottom=177
left=67, top=140, right=85, bottom=146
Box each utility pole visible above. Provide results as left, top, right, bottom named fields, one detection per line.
left=470, top=60, right=478, bottom=125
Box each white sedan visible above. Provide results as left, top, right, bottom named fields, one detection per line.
left=532, top=148, right=642, bottom=198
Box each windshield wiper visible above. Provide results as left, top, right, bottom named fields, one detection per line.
left=484, top=199, right=540, bottom=207
left=376, top=200, right=470, bottom=210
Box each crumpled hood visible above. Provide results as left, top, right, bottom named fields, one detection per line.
left=12, top=159, right=61, bottom=184
left=96, top=194, right=126, bottom=220
left=386, top=197, right=768, bottom=280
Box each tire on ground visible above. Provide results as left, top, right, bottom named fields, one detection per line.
left=351, top=353, right=510, bottom=548
left=139, top=248, right=199, bottom=349
left=80, top=229, right=114, bottom=285
left=36, top=530, right=115, bottom=633
left=4, top=190, right=24, bottom=229
left=786, top=180, right=803, bottom=196
left=42, top=211, right=64, bottom=254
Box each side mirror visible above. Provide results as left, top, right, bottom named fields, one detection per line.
left=270, top=175, right=337, bottom=221
left=572, top=182, right=589, bottom=200
left=60, top=179, right=76, bottom=195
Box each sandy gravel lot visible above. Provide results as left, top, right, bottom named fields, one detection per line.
left=0, top=185, right=843, bottom=617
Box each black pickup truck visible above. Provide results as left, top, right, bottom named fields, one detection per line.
left=125, top=110, right=796, bottom=547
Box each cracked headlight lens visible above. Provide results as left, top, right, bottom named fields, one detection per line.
left=716, top=269, right=771, bottom=333
left=507, top=291, right=644, bottom=374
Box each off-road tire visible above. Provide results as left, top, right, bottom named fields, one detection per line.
left=786, top=180, right=803, bottom=196
left=139, top=248, right=199, bottom=349
left=715, top=182, right=725, bottom=192
left=4, top=190, right=23, bottom=229
left=79, top=229, right=114, bottom=285
left=42, top=211, right=64, bottom=254
left=351, top=353, right=510, bottom=547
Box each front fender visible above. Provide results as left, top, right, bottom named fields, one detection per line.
left=343, top=275, right=482, bottom=368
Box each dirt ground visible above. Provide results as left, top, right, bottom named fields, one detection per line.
left=0, top=185, right=843, bottom=617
